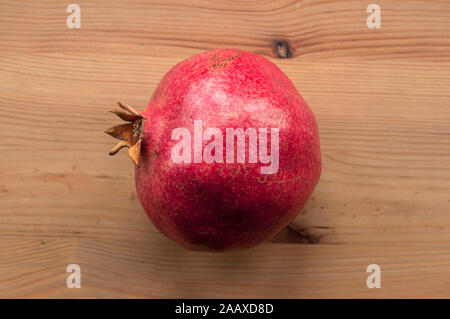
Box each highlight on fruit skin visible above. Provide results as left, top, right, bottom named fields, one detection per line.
left=105, top=102, right=146, bottom=166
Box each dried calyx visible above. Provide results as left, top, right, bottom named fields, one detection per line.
left=105, top=102, right=146, bottom=166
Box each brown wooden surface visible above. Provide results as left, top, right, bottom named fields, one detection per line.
left=1, top=0, right=450, bottom=298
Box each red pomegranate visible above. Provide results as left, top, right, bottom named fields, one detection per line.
left=106, top=48, right=321, bottom=251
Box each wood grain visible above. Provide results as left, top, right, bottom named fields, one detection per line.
left=0, top=0, right=449, bottom=298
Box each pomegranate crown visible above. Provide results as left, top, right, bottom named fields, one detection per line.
left=105, top=102, right=146, bottom=166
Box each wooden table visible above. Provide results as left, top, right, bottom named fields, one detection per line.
left=1, top=0, right=449, bottom=298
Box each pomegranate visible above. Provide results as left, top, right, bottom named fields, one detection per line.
left=106, top=48, right=321, bottom=251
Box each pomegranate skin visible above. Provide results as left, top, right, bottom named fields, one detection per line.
left=135, top=48, right=321, bottom=251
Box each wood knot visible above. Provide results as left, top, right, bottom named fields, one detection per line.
left=274, top=40, right=294, bottom=59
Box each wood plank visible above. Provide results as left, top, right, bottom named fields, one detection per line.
left=1, top=0, right=450, bottom=61
left=2, top=239, right=450, bottom=298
